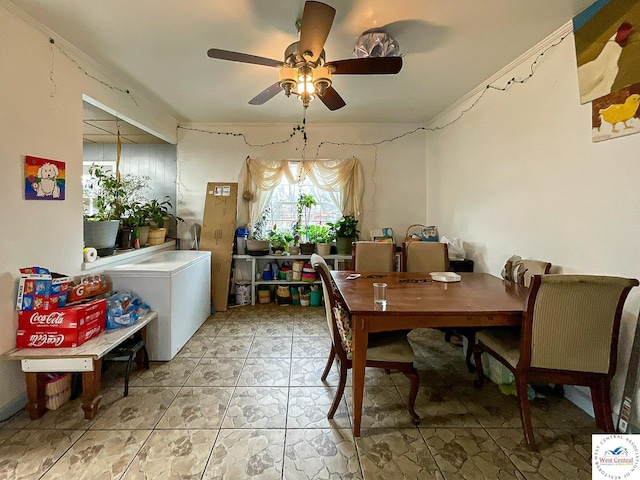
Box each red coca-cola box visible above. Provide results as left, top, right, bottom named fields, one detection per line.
left=16, top=298, right=106, bottom=348
left=16, top=319, right=104, bottom=348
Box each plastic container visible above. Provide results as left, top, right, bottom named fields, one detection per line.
left=310, top=289, right=322, bottom=307
left=235, top=281, right=251, bottom=305
left=236, top=228, right=249, bottom=255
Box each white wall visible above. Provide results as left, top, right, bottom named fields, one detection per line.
left=177, top=123, right=428, bottom=244
left=426, top=25, right=640, bottom=414
left=0, top=3, right=177, bottom=419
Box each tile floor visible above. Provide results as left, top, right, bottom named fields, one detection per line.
left=0, top=304, right=597, bottom=479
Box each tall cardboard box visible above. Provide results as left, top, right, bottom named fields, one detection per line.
left=200, top=182, right=237, bottom=312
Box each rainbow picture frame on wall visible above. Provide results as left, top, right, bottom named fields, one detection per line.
left=24, top=156, right=65, bottom=200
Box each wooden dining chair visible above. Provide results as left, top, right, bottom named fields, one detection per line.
left=401, top=241, right=448, bottom=273
left=473, top=274, right=638, bottom=450
left=465, top=256, right=553, bottom=374
left=352, top=241, right=395, bottom=272
left=310, top=254, right=420, bottom=424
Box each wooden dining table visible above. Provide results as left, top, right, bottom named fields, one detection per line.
left=330, top=271, right=529, bottom=436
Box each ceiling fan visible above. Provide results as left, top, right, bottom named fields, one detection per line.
left=207, top=1, right=402, bottom=111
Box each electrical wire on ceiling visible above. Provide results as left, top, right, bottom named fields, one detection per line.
left=47, top=21, right=568, bottom=153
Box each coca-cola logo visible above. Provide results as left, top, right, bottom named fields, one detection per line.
left=84, top=326, right=101, bottom=339
left=28, top=333, right=65, bottom=347
left=29, top=311, right=66, bottom=325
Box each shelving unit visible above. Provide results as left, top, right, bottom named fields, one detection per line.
left=233, top=254, right=351, bottom=305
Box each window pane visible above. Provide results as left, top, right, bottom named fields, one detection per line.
left=267, top=165, right=342, bottom=232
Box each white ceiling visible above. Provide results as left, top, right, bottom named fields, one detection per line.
left=9, top=0, right=595, bottom=125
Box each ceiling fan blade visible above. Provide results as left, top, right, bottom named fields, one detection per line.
left=327, top=57, right=403, bottom=75
left=319, top=86, right=346, bottom=111
left=298, top=1, right=336, bottom=63
left=248, top=82, right=283, bottom=105
left=207, top=48, right=281, bottom=68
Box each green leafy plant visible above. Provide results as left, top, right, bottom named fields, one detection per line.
left=123, top=201, right=150, bottom=227
left=294, top=193, right=317, bottom=238
left=146, top=197, right=184, bottom=228
left=85, top=164, right=150, bottom=221
left=306, top=224, right=334, bottom=244
left=251, top=205, right=271, bottom=240
left=328, top=214, right=360, bottom=239
left=268, top=225, right=294, bottom=250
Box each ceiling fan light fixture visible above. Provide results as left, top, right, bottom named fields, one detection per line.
left=278, top=67, right=297, bottom=97
left=312, top=66, right=332, bottom=96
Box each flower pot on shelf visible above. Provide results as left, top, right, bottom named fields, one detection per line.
left=246, top=239, right=270, bottom=256
left=134, top=226, right=150, bottom=247
left=147, top=227, right=167, bottom=246
left=300, top=242, right=316, bottom=255
left=336, top=236, right=356, bottom=255
left=118, top=226, right=136, bottom=250
left=316, top=243, right=331, bottom=256
left=83, top=220, right=120, bottom=257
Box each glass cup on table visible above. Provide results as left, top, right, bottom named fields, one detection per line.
left=373, top=282, right=387, bottom=306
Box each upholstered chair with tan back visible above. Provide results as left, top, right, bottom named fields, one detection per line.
left=401, top=241, right=449, bottom=273
left=473, top=274, right=638, bottom=450
left=352, top=241, right=395, bottom=272
left=310, top=254, right=420, bottom=424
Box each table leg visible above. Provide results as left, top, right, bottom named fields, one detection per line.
left=24, top=372, right=47, bottom=420
left=134, top=326, right=148, bottom=370
left=81, top=359, right=103, bottom=420
left=351, top=314, right=368, bottom=437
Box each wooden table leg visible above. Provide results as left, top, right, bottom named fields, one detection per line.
left=81, top=359, right=103, bottom=420
left=351, top=314, right=369, bottom=437
left=24, top=372, right=47, bottom=420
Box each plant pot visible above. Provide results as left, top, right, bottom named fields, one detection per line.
left=246, top=239, right=270, bottom=255
left=147, top=227, right=167, bottom=246
left=300, top=242, right=316, bottom=255
left=300, top=294, right=310, bottom=306
left=118, top=226, right=135, bottom=250
left=83, top=220, right=120, bottom=257
left=316, top=243, right=331, bottom=256
left=134, top=226, right=150, bottom=247
left=289, top=245, right=301, bottom=255
left=336, top=236, right=356, bottom=255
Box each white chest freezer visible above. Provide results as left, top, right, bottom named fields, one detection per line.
left=105, top=250, right=211, bottom=361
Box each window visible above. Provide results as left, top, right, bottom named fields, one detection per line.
left=267, top=170, right=342, bottom=231
left=237, top=157, right=364, bottom=235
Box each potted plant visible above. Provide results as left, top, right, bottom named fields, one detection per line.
left=306, top=224, right=334, bottom=256
left=145, top=196, right=183, bottom=245
left=83, top=165, right=149, bottom=255
left=328, top=214, right=360, bottom=254
left=295, top=193, right=317, bottom=254
left=268, top=225, right=294, bottom=253
left=123, top=201, right=151, bottom=247
left=246, top=205, right=271, bottom=254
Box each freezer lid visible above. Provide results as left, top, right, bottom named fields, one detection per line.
left=105, top=250, right=211, bottom=276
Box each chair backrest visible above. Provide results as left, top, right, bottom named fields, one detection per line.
left=311, top=254, right=346, bottom=356
left=502, top=256, right=551, bottom=287
left=401, top=241, right=449, bottom=272
left=522, top=274, right=638, bottom=374
left=517, top=260, right=551, bottom=287
left=352, top=241, right=395, bottom=272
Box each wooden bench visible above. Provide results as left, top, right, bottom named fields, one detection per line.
left=2, top=311, right=157, bottom=420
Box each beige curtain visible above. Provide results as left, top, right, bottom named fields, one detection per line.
left=237, top=157, right=364, bottom=233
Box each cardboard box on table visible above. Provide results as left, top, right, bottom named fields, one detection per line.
left=16, top=271, right=72, bottom=311
left=199, top=182, right=238, bottom=312
left=16, top=298, right=106, bottom=348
